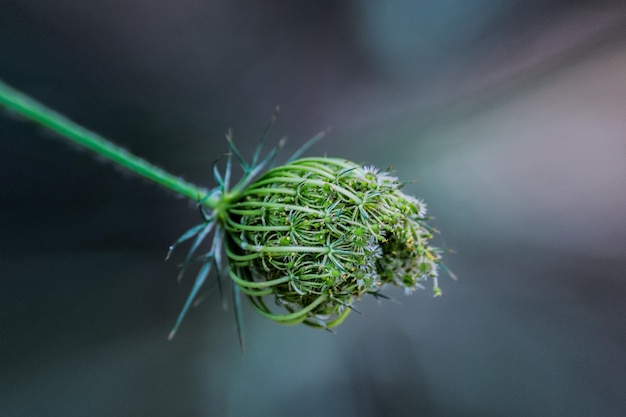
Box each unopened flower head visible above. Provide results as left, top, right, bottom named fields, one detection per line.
left=166, top=112, right=449, bottom=344
left=226, top=157, right=443, bottom=328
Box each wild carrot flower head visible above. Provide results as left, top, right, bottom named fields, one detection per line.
left=167, top=110, right=448, bottom=345
left=228, top=158, right=442, bottom=328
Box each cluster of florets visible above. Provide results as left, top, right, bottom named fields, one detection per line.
left=224, top=157, right=442, bottom=328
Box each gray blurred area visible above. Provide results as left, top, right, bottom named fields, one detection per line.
left=1, top=1, right=625, bottom=416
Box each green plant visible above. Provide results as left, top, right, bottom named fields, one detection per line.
left=0, top=80, right=451, bottom=348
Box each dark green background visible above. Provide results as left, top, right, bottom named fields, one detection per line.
left=1, top=1, right=625, bottom=416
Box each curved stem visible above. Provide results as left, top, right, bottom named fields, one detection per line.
left=0, top=79, right=217, bottom=208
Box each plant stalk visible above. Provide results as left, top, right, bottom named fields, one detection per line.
left=0, top=79, right=216, bottom=207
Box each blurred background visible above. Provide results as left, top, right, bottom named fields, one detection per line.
left=1, top=1, right=625, bottom=416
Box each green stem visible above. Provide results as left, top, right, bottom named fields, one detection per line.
left=0, top=79, right=217, bottom=208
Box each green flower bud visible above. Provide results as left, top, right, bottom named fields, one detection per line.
left=225, top=158, right=442, bottom=328
left=167, top=116, right=449, bottom=345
